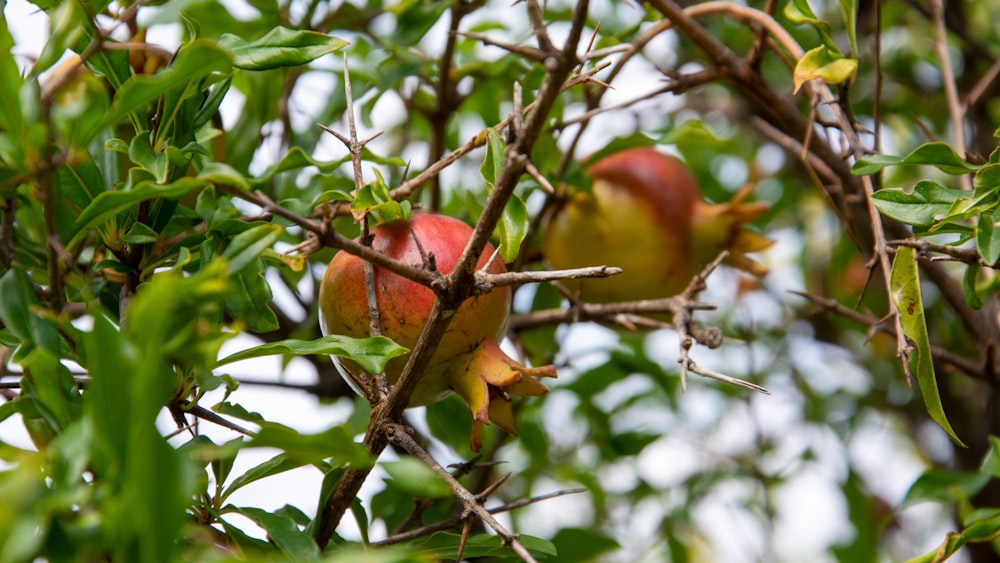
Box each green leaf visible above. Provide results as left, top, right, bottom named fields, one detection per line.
left=497, top=193, right=529, bottom=263
left=215, top=334, right=409, bottom=374
left=551, top=528, right=620, bottom=563
left=218, top=27, right=348, bottom=70
left=480, top=128, right=504, bottom=187
left=793, top=45, right=857, bottom=94
left=839, top=0, right=859, bottom=56
left=198, top=162, right=250, bottom=191
left=853, top=142, right=981, bottom=176
left=387, top=1, right=452, bottom=46
left=905, top=510, right=1000, bottom=563
left=900, top=468, right=990, bottom=508
left=381, top=458, right=452, bottom=498
left=407, top=532, right=557, bottom=560
left=250, top=146, right=349, bottom=184
left=67, top=177, right=207, bottom=251
left=890, top=246, right=965, bottom=446
left=978, top=212, right=1000, bottom=265
left=352, top=170, right=409, bottom=225
left=0, top=14, right=25, bottom=144
left=870, top=181, right=969, bottom=226
left=223, top=263, right=280, bottom=332
left=0, top=267, right=62, bottom=354
left=980, top=436, right=1000, bottom=478
left=246, top=422, right=372, bottom=466
left=963, top=264, right=983, bottom=310
left=123, top=222, right=160, bottom=244
left=221, top=224, right=283, bottom=275
left=31, top=0, right=87, bottom=76
left=83, top=40, right=233, bottom=142
left=784, top=0, right=825, bottom=26
left=231, top=506, right=320, bottom=560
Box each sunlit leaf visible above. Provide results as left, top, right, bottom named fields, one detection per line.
left=247, top=422, right=372, bottom=466
left=215, top=334, right=409, bottom=375
left=793, top=45, right=857, bottom=94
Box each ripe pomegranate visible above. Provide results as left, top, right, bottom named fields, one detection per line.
left=542, top=147, right=771, bottom=303
left=319, top=213, right=556, bottom=451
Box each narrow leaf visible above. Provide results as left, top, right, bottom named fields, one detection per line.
left=215, top=335, right=409, bottom=375
left=222, top=224, right=283, bottom=275
left=978, top=212, right=1000, bottom=266
left=855, top=142, right=980, bottom=175
left=890, top=246, right=965, bottom=446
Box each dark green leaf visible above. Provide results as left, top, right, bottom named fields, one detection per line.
left=83, top=40, right=233, bottom=142
left=218, top=27, right=348, bottom=70
left=0, top=268, right=62, bottom=354
left=232, top=506, right=320, bottom=560
left=551, top=528, right=619, bottom=563
left=870, top=181, right=969, bottom=226
left=977, top=212, right=1000, bottom=265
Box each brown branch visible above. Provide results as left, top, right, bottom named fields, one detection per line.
left=475, top=265, right=622, bottom=290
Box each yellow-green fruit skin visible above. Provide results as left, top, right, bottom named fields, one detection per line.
left=318, top=213, right=510, bottom=406
left=543, top=147, right=702, bottom=302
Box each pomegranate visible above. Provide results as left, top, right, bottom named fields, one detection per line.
left=319, top=213, right=556, bottom=451
left=543, top=147, right=771, bottom=303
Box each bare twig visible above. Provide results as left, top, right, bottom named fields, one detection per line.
left=793, top=291, right=983, bottom=378
left=376, top=488, right=586, bottom=546
left=386, top=423, right=539, bottom=562
left=928, top=0, right=969, bottom=189
left=476, top=265, right=622, bottom=290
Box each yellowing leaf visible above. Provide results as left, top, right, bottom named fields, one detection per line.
left=890, top=246, right=965, bottom=447
left=793, top=46, right=858, bottom=94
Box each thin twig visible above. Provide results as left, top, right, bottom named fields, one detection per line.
left=376, top=488, right=586, bottom=546
left=928, top=0, right=969, bottom=189
left=386, top=423, right=538, bottom=562
left=792, top=290, right=983, bottom=378
left=475, top=265, right=622, bottom=290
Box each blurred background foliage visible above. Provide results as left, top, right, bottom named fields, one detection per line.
left=2, top=0, right=1000, bottom=561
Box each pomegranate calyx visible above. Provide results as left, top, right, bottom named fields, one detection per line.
left=446, top=338, right=556, bottom=452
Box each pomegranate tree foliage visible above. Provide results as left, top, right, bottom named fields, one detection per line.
left=4, top=0, right=1000, bottom=561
